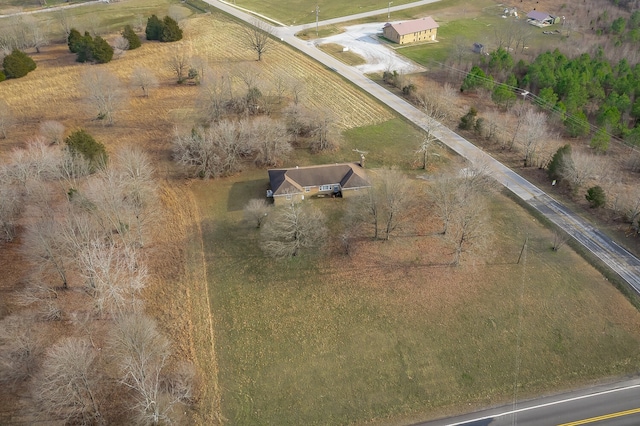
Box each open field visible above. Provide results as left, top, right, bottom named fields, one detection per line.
left=192, top=163, right=640, bottom=425
left=229, top=0, right=418, bottom=25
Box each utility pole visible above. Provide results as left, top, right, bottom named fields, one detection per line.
left=316, top=4, right=320, bottom=36
left=388, top=1, right=393, bottom=20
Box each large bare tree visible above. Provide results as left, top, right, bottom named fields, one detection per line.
left=33, top=337, right=103, bottom=425
left=445, top=193, right=491, bottom=266
left=130, top=66, right=159, bottom=98
left=260, top=202, right=328, bottom=257
left=0, top=313, right=44, bottom=386
left=82, top=69, right=127, bottom=126
left=518, top=108, right=551, bottom=167
left=350, top=169, right=416, bottom=240
left=243, top=198, right=270, bottom=228
left=0, top=99, right=15, bottom=139
left=196, top=68, right=232, bottom=123
left=242, top=18, right=273, bottom=61
left=248, top=117, right=291, bottom=166
left=110, top=314, right=189, bottom=425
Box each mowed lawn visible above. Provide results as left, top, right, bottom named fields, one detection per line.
left=231, top=0, right=417, bottom=25
left=193, top=120, right=640, bottom=424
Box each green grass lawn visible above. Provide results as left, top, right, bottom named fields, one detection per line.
left=317, top=43, right=367, bottom=67
left=231, top=0, right=418, bottom=25
left=191, top=117, right=640, bottom=425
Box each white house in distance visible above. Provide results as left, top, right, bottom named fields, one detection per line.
left=382, top=16, right=439, bottom=45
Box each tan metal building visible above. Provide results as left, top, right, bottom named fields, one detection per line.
left=382, top=16, right=439, bottom=45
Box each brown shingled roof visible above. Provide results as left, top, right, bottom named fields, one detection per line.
left=388, top=16, right=439, bottom=36
left=268, top=163, right=370, bottom=196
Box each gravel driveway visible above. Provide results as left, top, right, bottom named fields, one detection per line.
left=317, top=22, right=426, bottom=74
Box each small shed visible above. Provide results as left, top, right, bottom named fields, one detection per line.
left=526, top=11, right=556, bottom=27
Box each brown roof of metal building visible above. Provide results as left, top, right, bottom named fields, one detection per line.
left=387, top=16, right=439, bottom=36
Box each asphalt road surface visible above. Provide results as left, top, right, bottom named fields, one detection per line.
left=416, top=379, right=640, bottom=426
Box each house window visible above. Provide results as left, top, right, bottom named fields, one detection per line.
left=305, top=187, right=310, bottom=192
left=319, top=185, right=332, bottom=191
left=286, top=194, right=292, bottom=200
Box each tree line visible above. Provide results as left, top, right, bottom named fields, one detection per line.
left=0, top=132, right=196, bottom=424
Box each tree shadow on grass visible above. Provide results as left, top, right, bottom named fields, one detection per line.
left=227, top=179, right=269, bottom=212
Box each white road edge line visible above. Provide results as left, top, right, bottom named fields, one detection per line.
left=441, top=384, right=640, bottom=426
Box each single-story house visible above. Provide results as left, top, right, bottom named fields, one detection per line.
left=382, top=16, right=439, bottom=45
left=526, top=11, right=558, bottom=27
left=267, top=163, right=370, bottom=205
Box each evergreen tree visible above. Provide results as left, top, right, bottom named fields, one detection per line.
left=565, top=110, right=590, bottom=138
left=547, top=144, right=572, bottom=181
left=2, top=49, right=37, bottom=79
left=76, top=32, right=94, bottom=63
left=65, top=130, right=108, bottom=171
left=590, top=127, right=610, bottom=153
left=0, top=71, right=5, bottom=82
left=92, top=36, right=114, bottom=63
left=160, top=16, right=182, bottom=42
left=586, top=186, right=606, bottom=208
left=145, top=15, right=163, bottom=41
left=122, top=25, right=141, bottom=49
left=460, top=66, right=488, bottom=92
left=67, top=28, right=83, bottom=53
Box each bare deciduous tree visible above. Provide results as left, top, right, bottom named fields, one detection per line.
left=33, top=337, right=103, bottom=425
left=445, top=193, right=491, bottom=266
left=560, top=150, right=607, bottom=193
left=197, top=68, right=232, bottom=122
left=0, top=99, right=15, bottom=139
left=130, top=66, right=159, bottom=98
left=0, top=314, right=44, bottom=386
left=242, top=18, right=273, bottom=61
left=23, top=15, right=49, bottom=53
left=79, top=240, right=146, bottom=319
left=39, top=120, right=65, bottom=145
left=112, top=35, right=129, bottom=57
left=54, top=10, right=75, bottom=38
left=82, top=69, right=127, bottom=125
left=308, top=108, right=338, bottom=153
left=110, top=314, right=186, bottom=425
left=350, top=169, right=416, bottom=240
left=0, top=175, right=21, bottom=242
left=249, top=117, right=291, bottom=166
left=23, top=216, right=70, bottom=288
left=260, top=202, right=327, bottom=257
left=415, top=93, right=446, bottom=169
left=244, top=198, right=270, bottom=228
left=519, top=108, right=551, bottom=167
left=167, top=47, right=190, bottom=84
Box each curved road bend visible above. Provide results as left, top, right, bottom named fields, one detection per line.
left=203, top=0, right=640, bottom=291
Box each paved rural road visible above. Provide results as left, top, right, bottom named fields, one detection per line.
left=416, top=378, right=640, bottom=426
left=202, top=0, right=640, bottom=294
left=0, top=0, right=104, bottom=19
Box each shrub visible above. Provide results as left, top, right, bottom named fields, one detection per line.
left=75, top=32, right=94, bottom=63
left=458, top=107, right=478, bottom=130
left=67, top=28, right=83, bottom=53
left=145, top=15, right=163, bottom=41
left=92, top=36, right=114, bottom=63
left=122, top=25, right=141, bottom=49
left=2, top=49, right=36, bottom=79
left=160, top=16, right=182, bottom=42
left=586, top=186, right=606, bottom=208
left=65, top=129, right=108, bottom=171
left=0, top=71, right=5, bottom=82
